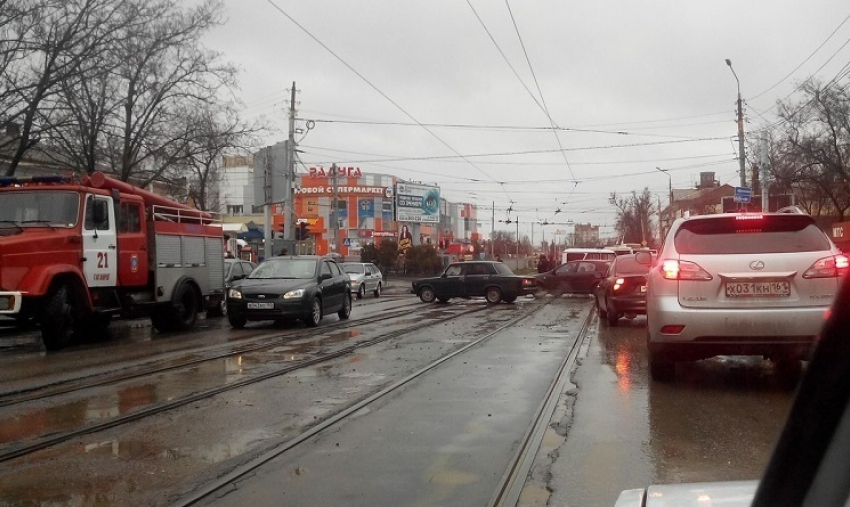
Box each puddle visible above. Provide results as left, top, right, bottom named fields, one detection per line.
left=318, top=330, right=361, bottom=346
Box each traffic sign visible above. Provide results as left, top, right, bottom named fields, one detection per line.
left=343, top=238, right=351, bottom=246
left=734, top=186, right=752, bottom=203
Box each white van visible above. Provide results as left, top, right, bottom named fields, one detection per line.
left=560, top=248, right=617, bottom=264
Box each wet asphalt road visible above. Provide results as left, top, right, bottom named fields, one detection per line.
left=520, top=311, right=797, bottom=507
left=0, top=293, right=799, bottom=507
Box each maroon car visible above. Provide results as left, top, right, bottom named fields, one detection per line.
left=594, top=252, right=654, bottom=326
left=534, top=259, right=610, bottom=294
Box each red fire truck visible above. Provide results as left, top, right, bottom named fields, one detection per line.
left=0, top=172, right=225, bottom=349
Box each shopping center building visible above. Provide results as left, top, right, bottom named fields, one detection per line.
left=218, top=157, right=480, bottom=258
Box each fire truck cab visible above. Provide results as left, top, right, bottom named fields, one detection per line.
left=0, top=172, right=224, bottom=349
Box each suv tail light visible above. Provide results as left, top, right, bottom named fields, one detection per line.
left=660, top=259, right=713, bottom=281
left=613, top=278, right=625, bottom=291
left=803, top=255, right=849, bottom=279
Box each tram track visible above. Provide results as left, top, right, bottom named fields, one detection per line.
left=0, top=300, right=424, bottom=406
left=170, top=298, right=553, bottom=507
left=0, top=300, right=518, bottom=464
left=488, top=302, right=595, bottom=507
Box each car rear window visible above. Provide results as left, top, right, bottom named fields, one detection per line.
left=614, top=257, right=651, bottom=275
left=674, top=215, right=831, bottom=254
left=494, top=263, right=514, bottom=276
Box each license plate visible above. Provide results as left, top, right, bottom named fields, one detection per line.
left=640, top=286, right=646, bottom=293
left=247, top=302, right=275, bottom=309
left=725, top=281, right=790, bottom=297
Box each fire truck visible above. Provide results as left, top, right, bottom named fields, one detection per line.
left=0, top=172, right=225, bottom=349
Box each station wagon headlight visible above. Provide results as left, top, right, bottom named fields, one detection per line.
left=228, top=288, right=242, bottom=299
left=283, top=288, right=305, bottom=299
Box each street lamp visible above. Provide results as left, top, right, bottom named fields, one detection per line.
left=726, top=58, right=746, bottom=188
left=656, top=167, right=672, bottom=208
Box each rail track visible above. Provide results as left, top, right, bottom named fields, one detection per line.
left=170, top=297, right=554, bottom=506
left=0, top=299, right=522, bottom=464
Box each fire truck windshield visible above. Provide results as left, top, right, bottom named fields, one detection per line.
left=0, top=191, right=80, bottom=228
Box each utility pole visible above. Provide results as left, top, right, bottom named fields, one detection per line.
left=516, top=220, right=519, bottom=258
left=284, top=82, right=297, bottom=243
left=726, top=59, right=746, bottom=188
left=263, top=148, right=273, bottom=260
left=332, top=163, right=340, bottom=254
left=490, top=201, right=495, bottom=258
left=760, top=131, right=770, bottom=212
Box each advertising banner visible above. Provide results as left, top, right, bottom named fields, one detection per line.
left=396, top=182, right=440, bottom=223
left=358, top=199, right=374, bottom=218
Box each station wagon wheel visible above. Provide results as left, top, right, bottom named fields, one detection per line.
left=419, top=286, right=437, bottom=303
left=373, top=282, right=381, bottom=297
left=305, top=298, right=322, bottom=327
left=357, top=284, right=366, bottom=299
left=485, top=286, right=502, bottom=304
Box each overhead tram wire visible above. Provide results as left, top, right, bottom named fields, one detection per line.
left=504, top=0, right=576, bottom=184
left=750, top=11, right=850, bottom=101
left=464, top=0, right=548, bottom=118
left=262, top=0, right=513, bottom=202
left=301, top=145, right=732, bottom=167
left=306, top=117, right=726, bottom=139
left=298, top=136, right=730, bottom=165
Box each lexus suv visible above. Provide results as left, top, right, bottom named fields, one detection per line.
left=646, top=210, right=848, bottom=381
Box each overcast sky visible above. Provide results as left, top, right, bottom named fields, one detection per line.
left=202, top=0, right=850, bottom=241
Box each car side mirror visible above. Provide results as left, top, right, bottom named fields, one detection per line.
left=232, top=274, right=246, bottom=281
left=321, top=273, right=333, bottom=280
left=635, top=252, right=653, bottom=265
left=441, top=273, right=447, bottom=278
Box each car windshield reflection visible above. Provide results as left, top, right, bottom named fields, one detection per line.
left=248, top=259, right=317, bottom=279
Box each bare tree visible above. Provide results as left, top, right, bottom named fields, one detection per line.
left=2, top=0, right=128, bottom=175
left=611, top=188, right=655, bottom=246
left=99, top=0, right=236, bottom=184
left=772, top=79, right=850, bottom=221
left=166, top=104, right=264, bottom=210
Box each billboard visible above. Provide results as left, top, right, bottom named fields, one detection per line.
left=396, top=182, right=440, bottom=223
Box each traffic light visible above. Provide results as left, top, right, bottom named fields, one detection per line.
left=295, top=221, right=310, bottom=241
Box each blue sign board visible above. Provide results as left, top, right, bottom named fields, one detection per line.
left=358, top=199, right=374, bottom=218
left=734, top=186, right=752, bottom=203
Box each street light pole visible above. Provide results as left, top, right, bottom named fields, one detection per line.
left=726, top=59, right=746, bottom=188
left=656, top=167, right=672, bottom=208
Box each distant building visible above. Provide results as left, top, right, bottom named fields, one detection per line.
left=218, top=155, right=256, bottom=216
left=573, top=223, right=600, bottom=247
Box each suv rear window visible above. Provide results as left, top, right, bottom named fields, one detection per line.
left=674, top=215, right=831, bottom=254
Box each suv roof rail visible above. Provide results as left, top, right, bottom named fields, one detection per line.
left=777, top=205, right=807, bottom=214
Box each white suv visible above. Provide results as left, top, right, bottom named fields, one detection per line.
left=646, top=211, right=848, bottom=381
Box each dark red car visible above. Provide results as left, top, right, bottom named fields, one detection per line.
left=534, top=259, right=610, bottom=295
left=594, top=252, right=654, bottom=326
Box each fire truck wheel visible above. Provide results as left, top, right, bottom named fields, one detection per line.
left=228, top=314, right=246, bottom=329
left=170, top=283, right=199, bottom=331
left=305, top=298, right=322, bottom=327
left=42, top=284, right=75, bottom=350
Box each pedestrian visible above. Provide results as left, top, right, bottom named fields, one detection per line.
left=537, top=254, right=549, bottom=273
left=495, top=254, right=502, bottom=262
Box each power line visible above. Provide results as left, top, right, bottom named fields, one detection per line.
left=503, top=0, right=576, bottom=183
left=750, top=11, right=850, bottom=101
left=300, top=136, right=731, bottom=167
left=262, top=0, right=512, bottom=202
